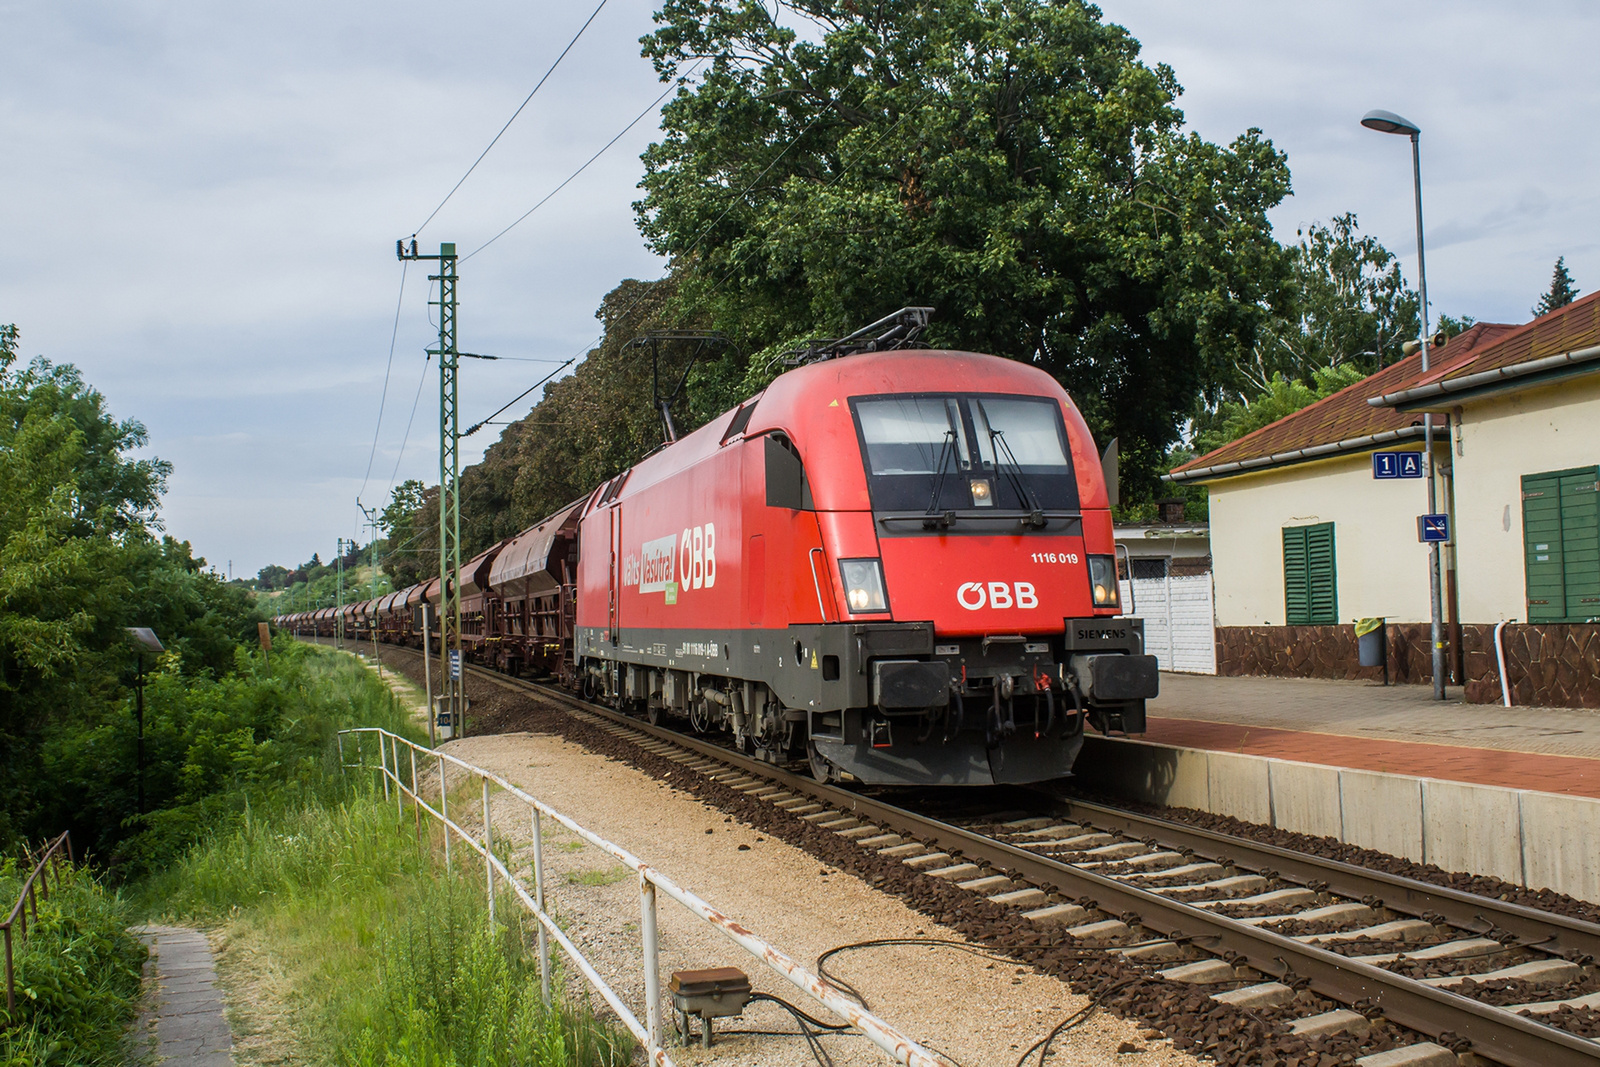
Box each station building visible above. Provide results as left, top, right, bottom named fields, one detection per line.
left=1166, top=291, right=1600, bottom=707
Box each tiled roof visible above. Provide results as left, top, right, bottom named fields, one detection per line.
left=1168, top=322, right=1514, bottom=480
left=1376, top=288, right=1600, bottom=396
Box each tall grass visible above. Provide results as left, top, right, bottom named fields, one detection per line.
left=151, top=782, right=631, bottom=1067
left=0, top=859, right=145, bottom=1067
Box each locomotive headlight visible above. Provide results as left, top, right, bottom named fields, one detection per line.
left=1088, top=554, right=1120, bottom=608
left=969, top=478, right=994, bottom=506
left=840, top=558, right=889, bottom=613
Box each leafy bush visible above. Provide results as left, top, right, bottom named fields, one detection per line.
left=45, top=638, right=421, bottom=877
left=0, top=858, right=145, bottom=1066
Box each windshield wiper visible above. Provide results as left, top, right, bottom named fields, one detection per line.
left=989, top=430, right=1047, bottom=528
left=922, top=430, right=957, bottom=529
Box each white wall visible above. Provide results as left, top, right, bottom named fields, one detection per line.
left=1206, top=452, right=1434, bottom=627
left=1452, top=375, right=1600, bottom=621
left=1120, top=573, right=1216, bottom=673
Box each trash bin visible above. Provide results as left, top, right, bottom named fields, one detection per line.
left=1356, top=617, right=1387, bottom=681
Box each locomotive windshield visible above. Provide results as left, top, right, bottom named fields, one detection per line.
left=851, top=394, right=1080, bottom=514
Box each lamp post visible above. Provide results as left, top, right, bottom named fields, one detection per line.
left=1361, top=108, right=1446, bottom=701
left=125, top=628, right=165, bottom=816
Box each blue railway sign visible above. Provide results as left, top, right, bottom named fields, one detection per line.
left=449, top=649, right=461, bottom=680
left=1373, top=451, right=1424, bottom=479
left=1417, top=514, right=1450, bottom=543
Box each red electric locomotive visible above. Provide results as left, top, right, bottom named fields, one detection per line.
left=568, top=330, right=1158, bottom=785
left=276, top=314, right=1158, bottom=786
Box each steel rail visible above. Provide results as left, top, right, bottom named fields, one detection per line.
left=1050, top=795, right=1600, bottom=962
left=460, top=665, right=1600, bottom=1067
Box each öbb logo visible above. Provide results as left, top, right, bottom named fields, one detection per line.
left=679, top=523, right=716, bottom=590
left=956, top=581, right=1038, bottom=610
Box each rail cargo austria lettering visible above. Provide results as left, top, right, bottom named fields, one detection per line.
left=630, top=534, right=677, bottom=594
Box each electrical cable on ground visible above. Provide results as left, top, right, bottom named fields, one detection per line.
left=1013, top=978, right=1137, bottom=1067
left=816, top=938, right=1155, bottom=1067
left=412, top=0, right=610, bottom=239
left=746, top=992, right=843, bottom=1067
left=817, top=937, right=1043, bottom=1010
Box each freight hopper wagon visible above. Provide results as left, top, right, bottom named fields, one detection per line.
left=568, top=348, right=1158, bottom=786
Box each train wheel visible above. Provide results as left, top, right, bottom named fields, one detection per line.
left=807, top=741, right=835, bottom=783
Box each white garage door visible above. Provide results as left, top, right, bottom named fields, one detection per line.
left=1119, top=570, right=1216, bottom=674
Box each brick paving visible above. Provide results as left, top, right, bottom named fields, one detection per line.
left=1146, top=673, right=1600, bottom=798
left=134, top=925, right=234, bottom=1066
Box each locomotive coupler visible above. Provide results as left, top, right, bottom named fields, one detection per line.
left=987, top=684, right=1016, bottom=746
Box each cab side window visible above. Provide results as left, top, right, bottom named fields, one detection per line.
left=765, top=434, right=814, bottom=510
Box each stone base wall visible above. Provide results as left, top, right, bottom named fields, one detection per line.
left=1215, top=623, right=1435, bottom=685
left=1459, top=623, right=1600, bottom=708
left=1215, top=623, right=1600, bottom=708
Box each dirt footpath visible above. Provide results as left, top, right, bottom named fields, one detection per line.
left=442, top=731, right=1200, bottom=1067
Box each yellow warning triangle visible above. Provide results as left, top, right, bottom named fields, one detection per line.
left=811, top=650, right=819, bottom=668
left=828, top=399, right=839, bottom=407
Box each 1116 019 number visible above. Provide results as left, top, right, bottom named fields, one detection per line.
left=1030, top=552, right=1079, bottom=564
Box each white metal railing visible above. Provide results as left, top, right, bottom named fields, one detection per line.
left=337, top=727, right=945, bottom=1066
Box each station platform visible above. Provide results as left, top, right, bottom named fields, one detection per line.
left=1142, top=673, right=1600, bottom=798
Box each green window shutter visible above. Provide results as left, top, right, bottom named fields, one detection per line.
left=1284, top=523, right=1336, bottom=626
left=1306, top=523, right=1338, bottom=624
left=1283, top=525, right=1310, bottom=625
left=1559, top=469, right=1600, bottom=620
left=1523, top=473, right=1566, bottom=621
left=1522, top=466, right=1600, bottom=623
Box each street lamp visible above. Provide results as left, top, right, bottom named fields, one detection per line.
left=125, top=627, right=165, bottom=815
left=1362, top=108, right=1446, bottom=701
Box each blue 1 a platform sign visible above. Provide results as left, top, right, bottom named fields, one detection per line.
left=1373, top=451, right=1424, bottom=479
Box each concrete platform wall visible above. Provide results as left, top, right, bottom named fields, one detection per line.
left=1074, top=736, right=1600, bottom=904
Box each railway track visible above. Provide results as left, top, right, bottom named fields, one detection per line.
left=366, top=643, right=1600, bottom=1067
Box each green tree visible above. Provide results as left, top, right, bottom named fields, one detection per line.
left=0, top=325, right=257, bottom=850
left=256, top=563, right=291, bottom=590
left=1237, top=214, right=1418, bottom=394
left=1533, top=256, right=1580, bottom=316
left=635, top=0, right=1293, bottom=496
left=465, top=279, right=690, bottom=544
left=380, top=478, right=432, bottom=588
left=1436, top=313, right=1476, bottom=341
left=1191, top=364, right=1368, bottom=457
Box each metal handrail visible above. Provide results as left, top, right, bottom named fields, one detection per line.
left=2, top=831, right=74, bottom=1021
left=338, top=727, right=944, bottom=1066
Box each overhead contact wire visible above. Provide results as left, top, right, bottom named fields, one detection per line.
left=359, top=259, right=410, bottom=506
left=465, top=58, right=705, bottom=260
left=411, top=0, right=610, bottom=238
left=386, top=349, right=432, bottom=495
left=465, top=82, right=820, bottom=425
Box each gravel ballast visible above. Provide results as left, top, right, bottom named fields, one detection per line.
left=359, top=646, right=1434, bottom=1065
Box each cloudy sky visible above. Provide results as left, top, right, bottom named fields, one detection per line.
left=4, top=1, right=1596, bottom=578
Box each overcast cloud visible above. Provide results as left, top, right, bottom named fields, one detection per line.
left=3, top=1, right=1596, bottom=577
